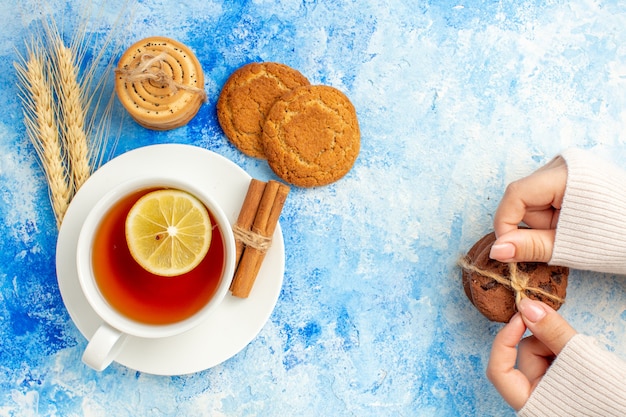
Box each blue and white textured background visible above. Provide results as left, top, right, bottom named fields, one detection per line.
left=1, top=0, right=626, bottom=415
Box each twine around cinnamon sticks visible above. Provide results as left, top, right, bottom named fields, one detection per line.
left=458, top=256, right=565, bottom=305
left=230, top=179, right=290, bottom=298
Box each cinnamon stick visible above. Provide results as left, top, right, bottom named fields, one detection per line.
left=232, top=179, right=266, bottom=267
left=230, top=180, right=290, bottom=298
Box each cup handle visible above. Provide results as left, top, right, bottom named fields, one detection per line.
left=82, top=323, right=127, bottom=371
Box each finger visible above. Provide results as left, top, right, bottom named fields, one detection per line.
left=517, top=298, right=577, bottom=355
left=486, top=314, right=532, bottom=410
left=489, top=229, right=556, bottom=263
left=521, top=207, right=560, bottom=231
left=487, top=314, right=527, bottom=376
left=517, top=335, right=555, bottom=386
left=493, top=164, right=567, bottom=239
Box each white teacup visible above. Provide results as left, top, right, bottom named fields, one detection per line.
left=76, top=176, right=236, bottom=371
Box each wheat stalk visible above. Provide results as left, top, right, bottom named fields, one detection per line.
left=15, top=45, right=72, bottom=228
left=50, top=33, right=92, bottom=193
left=14, top=1, right=133, bottom=227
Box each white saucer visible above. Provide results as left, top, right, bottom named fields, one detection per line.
left=56, top=144, right=285, bottom=375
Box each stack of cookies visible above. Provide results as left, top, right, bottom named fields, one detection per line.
left=461, top=232, right=569, bottom=322
left=115, top=36, right=206, bottom=130
left=217, top=62, right=360, bottom=188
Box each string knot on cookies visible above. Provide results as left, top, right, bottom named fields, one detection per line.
left=458, top=257, right=565, bottom=305
left=460, top=232, right=568, bottom=322
left=116, top=52, right=207, bottom=100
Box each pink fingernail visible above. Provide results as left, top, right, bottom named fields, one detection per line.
left=489, top=243, right=516, bottom=261
left=518, top=298, right=547, bottom=323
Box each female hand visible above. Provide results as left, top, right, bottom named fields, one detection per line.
left=486, top=298, right=577, bottom=410
left=490, top=156, right=568, bottom=263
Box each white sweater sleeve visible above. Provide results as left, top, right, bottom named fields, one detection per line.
left=550, top=148, right=626, bottom=275
left=520, top=148, right=626, bottom=416
left=518, top=334, right=626, bottom=417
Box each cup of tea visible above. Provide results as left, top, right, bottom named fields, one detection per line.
left=76, top=176, right=236, bottom=371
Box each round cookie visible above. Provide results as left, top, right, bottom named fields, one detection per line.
left=115, top=36, right=205, bottom=130
left=217, top=62, right=310, bottom=158
left=461, top=232, right=569, bottom=322
left=261, top=85, right=360, bottom=187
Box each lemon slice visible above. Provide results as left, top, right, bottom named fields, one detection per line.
left=125, top=189, right=212, bottom=277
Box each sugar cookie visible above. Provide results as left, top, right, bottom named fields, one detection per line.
left=261, top=85, right=360, bottom=187
left=217, top=62, right=310, bottom=158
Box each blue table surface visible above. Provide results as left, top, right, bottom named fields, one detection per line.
left=2, top=0, right=626, bottom=415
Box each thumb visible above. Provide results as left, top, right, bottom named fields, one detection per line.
left=517, top=298, right=577, bottom=355
left=489, top=229, right=556, bottom=263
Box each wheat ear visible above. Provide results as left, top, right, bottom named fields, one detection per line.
left=50, top=33, right=91, bottom=193
left=15, top=46, right=72, bottom=228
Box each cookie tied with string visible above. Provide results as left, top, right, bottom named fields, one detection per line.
left=115, top=36, right=206, bottom=130
left=460, top=232, right=569, bottom=322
